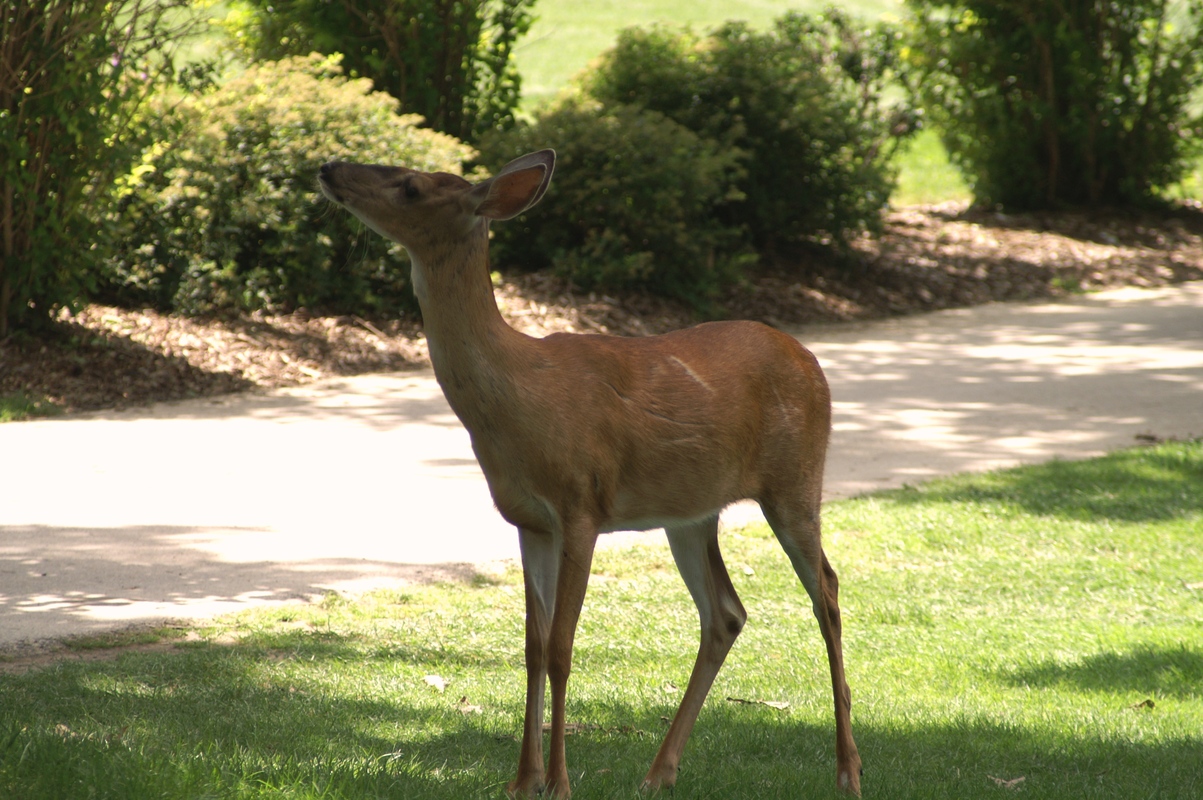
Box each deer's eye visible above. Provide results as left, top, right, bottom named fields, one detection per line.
left=403, top=180, right=421, bottom=200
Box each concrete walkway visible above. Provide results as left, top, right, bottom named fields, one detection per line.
left=2, top=282, right=1200, bottom=649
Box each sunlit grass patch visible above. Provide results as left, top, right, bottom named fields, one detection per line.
left=891, top=127, right=973, bottom=207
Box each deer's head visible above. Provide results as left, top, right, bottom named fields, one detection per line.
left=318, top=150, right=556, bottom=257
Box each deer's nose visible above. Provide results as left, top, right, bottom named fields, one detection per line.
left=317, top=163, right=344, bottom=202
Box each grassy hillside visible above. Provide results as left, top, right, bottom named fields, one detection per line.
left=513, top=0, right=905, bottom=108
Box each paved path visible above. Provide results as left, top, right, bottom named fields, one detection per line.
left=2, top=282, right=1200, bottom=649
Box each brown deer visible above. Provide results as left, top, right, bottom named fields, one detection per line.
left=318, top=150, right=861, bottom=797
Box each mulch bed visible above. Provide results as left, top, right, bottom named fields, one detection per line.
left=3, top=202, right=1201, bottom=414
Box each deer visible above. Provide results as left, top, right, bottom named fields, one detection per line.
left=317, top=149, right=862, bottom=798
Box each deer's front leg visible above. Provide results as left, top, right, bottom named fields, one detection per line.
left=508, top=528, right=560, bottom=799
left=543, top=525, right=599, bottom=799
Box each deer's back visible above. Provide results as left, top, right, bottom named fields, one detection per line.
left=468, top=320, right=831, bottom=532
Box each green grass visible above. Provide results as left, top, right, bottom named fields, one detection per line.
left=891, top=128, right=972, bottom=206
left=2, top=440, right=1200, bottom=798
left=514, top=0, right=904, bottom=109
left=0, top=393, right=60, bottom=422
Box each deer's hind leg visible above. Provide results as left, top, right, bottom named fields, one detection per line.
left=761, top=494, right=862, bottom=796
left=643, top=515, right=747, bottom=791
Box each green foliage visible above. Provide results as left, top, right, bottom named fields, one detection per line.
left=0, top=1, right=196, bottom=337
left=905, top=0, right=1203, bottom=209
left=477, top=98, right=751, bottom=307
left=227, top=0, right=533, bottom=143
left=478, top=8, right=914, bottom=306
left=101, top=54, right=474, bottom=317
left=585, top=10, right=916, bottom=249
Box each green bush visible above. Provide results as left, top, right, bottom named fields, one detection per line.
left=0, top=0, right=195, bottom=337
left=905, top=0, right=1203, bottom=209
left=102, top=54, right=474, bottom=317
left=585, top=10, right=915, bottom=250
left=226, top=0, right=533, bottom=143
left=476, top=98, right=750, bottom=308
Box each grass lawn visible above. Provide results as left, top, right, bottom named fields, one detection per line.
left=2, top=440, right=1200, bottom=798
left=513, top=0, right=904, bottom=108
left=890, top=127, right=972, bottom=206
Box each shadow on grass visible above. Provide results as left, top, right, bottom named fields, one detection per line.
left=1002, top=644, right=1203, bottom=700
left=228, top=626, right=521, bottom=672
left=885, top=442, right=1203, bottom=524
left=1, top=635, right=1200, bottom=799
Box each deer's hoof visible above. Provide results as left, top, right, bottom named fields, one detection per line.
left=506, top=776, right=545, bottom=799
left=640, top=765, right=679, bottom=794
left=837, top=766, right=862, bottom=796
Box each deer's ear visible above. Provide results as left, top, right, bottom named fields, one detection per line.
left=468, top=149, right=555, bottom=221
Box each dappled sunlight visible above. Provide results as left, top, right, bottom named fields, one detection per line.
left=73, top=371, right=465, bottom=429
left=0, top=372, right=516, bottom=645
left=0, top=524, right=488, bottom=645
left=799, top=282, right=1203, bottom=497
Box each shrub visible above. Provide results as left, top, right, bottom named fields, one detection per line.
left=0, top=0, right=195, bottom=337
left=227, top=0, right=533, bottom=142
left=476, top=98, right=750, bottom=307
left=102, top=54, right=474, bottom=317
left=585, top=10, right=916, bottom=250
left=905, top=0, right=1203, bottom=209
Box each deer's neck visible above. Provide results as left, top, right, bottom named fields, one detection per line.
left=410, top=226, right=526, bottom=431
